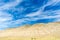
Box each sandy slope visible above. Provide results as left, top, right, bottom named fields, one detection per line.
left=0, top=22, right=60, bottom=40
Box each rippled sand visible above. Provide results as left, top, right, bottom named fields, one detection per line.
left=0, top=22, right=60, bottom=40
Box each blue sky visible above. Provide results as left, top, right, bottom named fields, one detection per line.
left=0, top=0, right=60, bottom=30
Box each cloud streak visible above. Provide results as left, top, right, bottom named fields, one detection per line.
left=0, top=0, right=60, bottom=30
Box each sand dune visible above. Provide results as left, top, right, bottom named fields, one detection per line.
left=0, top=22, right=60, bottom=40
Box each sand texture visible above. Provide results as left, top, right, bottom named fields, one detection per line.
left=0, top=22, right=60, bottom=40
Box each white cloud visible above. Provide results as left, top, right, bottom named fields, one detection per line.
left=0, top=0, right=60, bottom=30
left=26, top=9, right=42, bottom=17
left=0, top=0, right=22, bottom=10
left=0, top=11, right=13, bottom=29
left=0, top=0, right=23, bottom=29
left=25, top=0, right=60, bottom=22
left=0, top=11, right=13, bottom=22
left=43, top=0, right=60, bottom=7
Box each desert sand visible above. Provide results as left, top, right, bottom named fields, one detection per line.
left=0, top=22, right=60, bottom=40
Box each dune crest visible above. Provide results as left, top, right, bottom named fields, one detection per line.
left=0, top=22, right=60, bottom=40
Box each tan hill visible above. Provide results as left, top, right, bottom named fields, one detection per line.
left=0, top=22, right=60, bottom=40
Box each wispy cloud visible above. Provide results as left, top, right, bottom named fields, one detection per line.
left=0, top=11, right=13, bottom=30
left=0, top=0, right=22, bottom=10
left=0, top=0, right=60, bottom=30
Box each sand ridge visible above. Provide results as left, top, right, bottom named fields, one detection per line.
left=0, top=22, right=59, bottom=37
